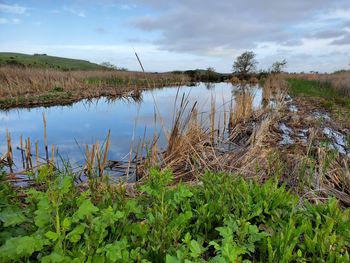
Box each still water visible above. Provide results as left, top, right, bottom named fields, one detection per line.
left=0, top=83, right=263, bottom=171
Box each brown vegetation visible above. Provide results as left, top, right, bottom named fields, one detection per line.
left=2, top=75, right=350, bottom=207
left=0, top=67, right=189, bottom=108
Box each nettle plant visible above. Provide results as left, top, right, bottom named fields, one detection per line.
left=0, top=166, right=350, bottom=262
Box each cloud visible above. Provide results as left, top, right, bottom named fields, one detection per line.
left=0, top=17, right=21, bottom=24
left=63, top=6, right=86, bottom=17
left=95, top=27, right=107, bottom=34
left=119, top=4, right=137, bottom=10
left=0, top=3, right=27, bottom=14
left=281, top=39, right=303, bottom=47
left=311, top=29, right=347, bottom=39
left=331, top=34, right=350, bottom=45
left=130, top=0, right=350, bottom=56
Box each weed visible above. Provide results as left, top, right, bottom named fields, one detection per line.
left=0, top=169, right=349, bottom=262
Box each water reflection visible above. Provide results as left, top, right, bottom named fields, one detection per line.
left=0, top=83, right=263, bottom=169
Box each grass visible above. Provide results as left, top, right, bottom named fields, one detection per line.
left=0, top=166, right=350, bottom=262
left=0, top=52, right=107, bottom=71
left=288, top=79, right=350, bottom=110
left=0, top=67, right=189, bottom=109
left=287, top=78, right=350, bottom=110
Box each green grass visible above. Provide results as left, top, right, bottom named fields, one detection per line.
left=287, top=78, right=350, bottom=110
left=0, top=52, right=107, bottom=71
left=0, top=166, right=349, bottom=262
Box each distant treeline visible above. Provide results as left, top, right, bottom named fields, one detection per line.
left=171, top=69, right=231, bottom=82
left=171, top=69, right=272, bottom=82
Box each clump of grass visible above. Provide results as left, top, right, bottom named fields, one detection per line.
left=230, top=76, right=240, bottom=84
left=51, top=86, right=64, bottom=93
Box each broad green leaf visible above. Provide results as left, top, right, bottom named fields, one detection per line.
left=66, top=224, right=85, bottom=243
left=41, top=252, right=72, bottom=263
left=166, top=255, right=181, bottom=263
left=73, top=199, right=99, bottom=222
left=45, top=231, right=59, bottom=241
left=0, top=207, right=26, bottom=227
left=0, top=236, right=45, bottom=261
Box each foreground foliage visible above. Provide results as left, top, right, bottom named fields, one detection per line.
left=0, top=167, right=350, bottom=262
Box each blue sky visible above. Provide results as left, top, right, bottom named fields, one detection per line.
left=0, top=0, right=350, bottom=72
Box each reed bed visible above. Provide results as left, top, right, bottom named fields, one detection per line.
left=2, top=75, right=350, bottom=207
left=0, top=67, right=189, bottom=108
left=133, top=75, right=350, bottom=206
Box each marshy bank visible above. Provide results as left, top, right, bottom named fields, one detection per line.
left=1, top=75, right=350, bottom=207
left=0, top=76, right=350, bottom=262
left=1, top=75, right=350, bottom=262
left=0, top=67, right=190, bottom=109
left=0, top=82, right=263, bottom=181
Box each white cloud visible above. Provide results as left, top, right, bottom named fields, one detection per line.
left=12, top=18, right=20, bottom=24
left=0, top=3, right=27, bottom=14
left=0, top=17, right=21, bottom=24
left=119, top=4, right=137, bottom=10
left=63, top=6, right=86, bottom=17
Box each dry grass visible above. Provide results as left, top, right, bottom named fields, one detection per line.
left=0, top=67, right=189, bottom=108
left=2, top=74, right=350, bottom=206
left=133, top=75, right=350, bottom=206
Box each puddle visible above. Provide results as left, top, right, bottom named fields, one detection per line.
left=323, top=127, right=348, bottom=155
left=279, top=122, right=294, bottom=145
left=284, top=95, right=293, bottom=103
left=314, top=111, right=331, bottom=121
left=297, top=128, right=308, bottom=142
left=288, top=104, right=298, bottom=112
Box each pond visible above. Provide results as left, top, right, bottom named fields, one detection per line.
left=0, top=82, right=263, bottom=179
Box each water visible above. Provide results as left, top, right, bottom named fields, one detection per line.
left=0, top=83, right=263, bottom=173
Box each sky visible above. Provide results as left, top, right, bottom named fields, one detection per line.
left=0, top=0, right=350, bottom=73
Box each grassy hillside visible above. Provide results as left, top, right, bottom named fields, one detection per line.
left=0, top=52, right=107, bottom=71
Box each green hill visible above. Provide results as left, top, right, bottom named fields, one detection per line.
left=0, top=52, right=107, bottom=70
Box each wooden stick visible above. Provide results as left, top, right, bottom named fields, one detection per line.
left=51, top=144, right=55, bottom=162
left=35, top=140, right=39, bottom=166
left=43, top=113, right=49, bottom=165
left=28, top=137, right=33, bottom=170
left=6, top=129, right=13, bottom=173
left=20, top=135, right=25, bottom=169
left=100, top=130, right=110, bottom=179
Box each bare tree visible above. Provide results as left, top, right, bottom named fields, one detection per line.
left=233, top=51, right=258, bottom=79
left=270, top=59, right=287, bottom=74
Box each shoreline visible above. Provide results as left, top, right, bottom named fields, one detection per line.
left=0, top=67, right=190, bottom=110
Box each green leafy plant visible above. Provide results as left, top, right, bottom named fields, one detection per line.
left=0, top=169, right=349, bottom=262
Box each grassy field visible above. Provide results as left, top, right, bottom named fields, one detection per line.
left=0, top=52, right=107, bottom=71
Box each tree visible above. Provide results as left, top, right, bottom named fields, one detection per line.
left=100, top=61, right=118, bottom=70
left=100, top=62, right=128, bottom=71
left=233, top=51, right=258, bottom=79
left=270, top=59, right=287, bottom=74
